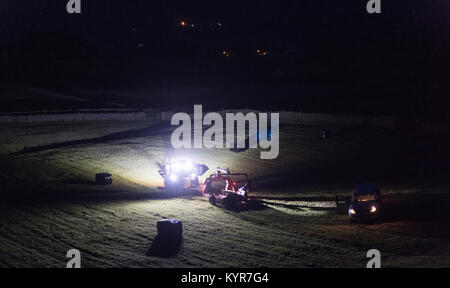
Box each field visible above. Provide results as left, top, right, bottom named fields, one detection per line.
left=0, top=115, right=449, bottom=267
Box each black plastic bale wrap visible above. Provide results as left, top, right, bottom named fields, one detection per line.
left=95, top=173, right=113, bottom=185
left=157, top=219, right=183, bottom=238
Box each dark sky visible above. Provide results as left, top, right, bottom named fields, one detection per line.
left=0, top=0, right=448, bottom=51
left=0, top=0, right=448, bottom=115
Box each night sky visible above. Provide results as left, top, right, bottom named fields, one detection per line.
left=0, top=0, right=448, bottom=115
left=1, top=0, right=448, bottom=50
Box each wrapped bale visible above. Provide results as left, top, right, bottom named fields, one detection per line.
left=157, top=219, right=183, bottom=239
left=95, top=173, right=113, bottom=185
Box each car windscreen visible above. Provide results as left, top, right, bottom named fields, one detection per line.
left=354, top=194, right=376, bottom=202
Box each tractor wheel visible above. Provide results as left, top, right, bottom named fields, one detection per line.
left=224, top=195, right=237, bottom=210
left=209, top=195, right=216, bottom=206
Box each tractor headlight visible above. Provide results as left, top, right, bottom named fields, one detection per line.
left=172, top=162, right=182, bottom=171
left=183, top=161, right=193, bottom=171
left=169, top=174, right=178, bottom=182
left=370, top=206, right=377, bottom=213
left=350, top=208, right=356, bottom=215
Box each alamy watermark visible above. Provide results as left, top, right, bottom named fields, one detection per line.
left=66, top=0, right=81, bottom=14
left=171, top=105, right=279, bottom=160
left=66, top=249, right=81, bottom=268
left=366, top=249, right=381, bottom=268
left=66, top=1, right=380, bottom=15
left=366, top=0, right=381, bottom=14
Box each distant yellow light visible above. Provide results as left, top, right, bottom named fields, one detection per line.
left=256, top=49, right=268, bottom=56
left=221, top=50, right=231, bottom=57
left=370, top=206, right=377, bottom=213
left=180, top=21, right=186, bottom=27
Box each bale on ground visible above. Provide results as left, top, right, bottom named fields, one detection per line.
left=95, top=173, right=113, bottom=185
left=157, top=219, right=183, bottom=239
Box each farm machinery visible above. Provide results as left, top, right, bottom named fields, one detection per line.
left=202, top=168, right=250, bottom=209
left=158, top=160, right=251, bottom=209
left=158, top=159, right=209, bottom=193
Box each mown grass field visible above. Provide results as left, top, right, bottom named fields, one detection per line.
left=0, top=116, right=449, bottom=267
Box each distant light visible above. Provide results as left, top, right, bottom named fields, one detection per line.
left=217, top=22, right=222, bottom=26
left=221, top=50, right=230, bottom=57
left=370, top=206, right=377, bottom=213
left=350, top=208, right=356, bottom=215
left=257, top=49, right=269, bottom=56
left=191, top=173, right=197, bottom=178
left=180, top=21, right=187, bottom=27
left=170, top=174, right=178, bottom=182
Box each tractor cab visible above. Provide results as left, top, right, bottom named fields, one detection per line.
left=158, top=159, right=209, bottom=193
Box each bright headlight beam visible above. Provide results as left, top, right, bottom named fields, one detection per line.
left=183, top=161, right=193, bottom=171
left=173, top=162, right=182, bottom=171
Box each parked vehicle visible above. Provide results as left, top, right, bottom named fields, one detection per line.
left=348, top=183, right=381, bottom=222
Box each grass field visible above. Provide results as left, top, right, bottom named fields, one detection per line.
left=0, top=116, right=449, bottom=267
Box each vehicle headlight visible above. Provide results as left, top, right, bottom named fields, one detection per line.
left=350, top=208, right=356, bottom=215
left=172, top=162, right=182, bottom=171
left=370, top=206, right=377, bottom=213
left=183, top=161, right=193, bottom=171
left=169, top=174, right=178, bottom=182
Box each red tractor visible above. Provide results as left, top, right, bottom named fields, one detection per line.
left=201, top=168, right=251, bottom=210
left=158, top=160, right=251, bottom=209
left=157, top=159, right=209, bottom=194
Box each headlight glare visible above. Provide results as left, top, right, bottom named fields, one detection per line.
left=172, top=162, right=182, bottom=171
left=184, top=161, right=193, bottom=171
